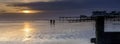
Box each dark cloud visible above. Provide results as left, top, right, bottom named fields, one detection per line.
left=11, top=0, right=120, bottom=11
left=12, top=1, right=85, bottom=11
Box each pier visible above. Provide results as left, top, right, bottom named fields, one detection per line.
left=58, top=11, right=120, bottom=44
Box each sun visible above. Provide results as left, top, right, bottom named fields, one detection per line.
left=20, top=10, right=43, bottom=13
left=22, top=10, right=31, bottom=13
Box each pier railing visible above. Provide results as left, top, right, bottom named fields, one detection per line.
left=59, top=11, right=120, bottom=22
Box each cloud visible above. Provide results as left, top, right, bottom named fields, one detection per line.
left=1, top=0, right=120, bottom=14
left=0, top=0, right=64, bottom=3
left=0, top=0, right=120, bottom=20
left=0, top=3, right=29, bottom=13
left=12, top=1, right=85, bottom=11
left=2, top=0, right=118, bottom=17
left=11, top=0, right=120, bottom=11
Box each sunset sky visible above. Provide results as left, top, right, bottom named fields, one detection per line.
left=0, top=0, right=120, bottom=19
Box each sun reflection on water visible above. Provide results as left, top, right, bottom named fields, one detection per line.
left=23, top=22, right=33, bottom=41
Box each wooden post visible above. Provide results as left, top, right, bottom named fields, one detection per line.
left=95, top=16, right=105, bottom=44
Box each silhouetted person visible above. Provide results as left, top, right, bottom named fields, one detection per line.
left=50, top=20, right=55, bottom=25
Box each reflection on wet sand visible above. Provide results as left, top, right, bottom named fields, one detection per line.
left=23, top=22, right=33, bottom=41
left=0, top=21, right=95, bottom=44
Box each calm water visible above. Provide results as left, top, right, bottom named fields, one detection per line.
left=0, top=20, right=95, bottom=44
